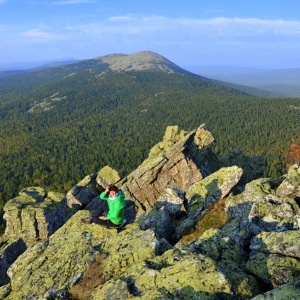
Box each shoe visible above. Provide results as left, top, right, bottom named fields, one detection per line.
left=81, top=218, right=93, bottom=224
left=113, top=219, right=127, bottom=229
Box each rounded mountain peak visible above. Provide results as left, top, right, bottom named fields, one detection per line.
left=97, top=50, right=187, bottom=73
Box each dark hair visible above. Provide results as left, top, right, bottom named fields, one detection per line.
left=108, top=185, right=118, bottom=192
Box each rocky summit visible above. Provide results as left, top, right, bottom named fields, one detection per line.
left=1, top=124, right=300, bottom=299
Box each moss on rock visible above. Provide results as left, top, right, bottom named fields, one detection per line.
left=6, top=232, right=96, bottom=299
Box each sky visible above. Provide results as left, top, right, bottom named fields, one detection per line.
left=1, top=0, right=300, bottom=69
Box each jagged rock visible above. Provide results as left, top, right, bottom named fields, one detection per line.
left=186, top=166, right=243, bottom=218
left=0, top=237, right=27, bottom=286
left=119, top=124, right=220, bottom=216
left=220, top=148, right=266, bottom=188
left=3, top=187, right=66, bottom=242
left=276, top=164, right=300, bottom=197
left=246, top=253, right=300, bottom=288
left=5, top=231, right=96, bottom=299
left=96, top=165, right=121, bottom=187
left=66, top=173, right=99, bottom=209
left=251, top=281, right=300, bottom=300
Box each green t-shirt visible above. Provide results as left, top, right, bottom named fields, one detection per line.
left=99, top=190, right=125, bottom=224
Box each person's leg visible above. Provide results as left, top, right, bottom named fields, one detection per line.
left=92, top=201, right=109, bottom=218
left=91, top=217, right=124, bottom=228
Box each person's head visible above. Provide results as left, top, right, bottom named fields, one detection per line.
left=108, top=185, right=119, bottom=197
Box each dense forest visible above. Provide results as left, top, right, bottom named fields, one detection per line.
left=0, top=64, right=299, bottom=226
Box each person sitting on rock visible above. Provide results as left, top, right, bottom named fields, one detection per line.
left=81, top=185, right=126, bottom=228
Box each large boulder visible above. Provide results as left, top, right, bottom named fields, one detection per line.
left=220, top=148, right=266, bottom=188
left=246, top=253, right=300, bottom=288
left=186, top=166, right=243, bottom=218
left=66, top=173, right=99, bottom=210
left=137, top=188, right=186, bottom=243
left=186, top=225, right=259, bottom=299
left=100, top=224, right=159, bottom=277
left=250, top=230, right=300, bottom=258
left=53, top=209, right=119, bottom=245
left=225, top=178, right=300, bottom=236
left=276, top=164, right=300, bottom=197
left=3, top=187, right=66, bottom=242
left=5, top=232, right=96, bottom=299
left=119, top=124, right=220, bottom=216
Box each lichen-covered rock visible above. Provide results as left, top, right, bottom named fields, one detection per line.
left=186, top=166, right=243, bottom=218
left=0, top=237, right=27, bottom=286
left=186, top=226, right=259, bottom=299
left=3, top=187, right=66, bottom=242
left=220, top=148, right=266, bottom=188
left=193, top=124, right=215, bottom=149
left=66, top=173, right=99, bottom=209
left=276, top=164, right=300, bottom=197
left=247, top=195, right=300, bottom=235
left=100, top=224, right=158, bottom=277
left=138, top=188, right=186, bottom=243
left=251, top=281, right=300, bottom=300
left=246, top=253, right=300, bottom=288
left=119, top=124, right=220, bottom=217
left=92, top=279, right=130, bottom=300
left=96, top=165, right=121, bottom=187
left=138, top=207, right=175, bottom=243
left=225, top=178, right=269, bottom=219
left=116, top=248, right=232, bottom=299
left=155, top=187, right=186, bottom=216
left=250, top=230, right=300, bottom=258
left=0, top=284, right=11, bottom=299
left=5, top=232, right=96, bottom=299
left=53, top=210, right=118, bottom=245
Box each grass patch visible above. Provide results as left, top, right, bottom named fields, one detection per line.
left=181, top=198, right=232, bottom=244
left=68, top=254, right=106, bottom=300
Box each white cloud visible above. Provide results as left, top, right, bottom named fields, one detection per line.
left=102, top=15, right=300, bottom=37
left=22, top=29, right=54, bottom=39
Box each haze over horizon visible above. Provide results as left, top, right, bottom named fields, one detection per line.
left=1, top=0, right=300, bottom=70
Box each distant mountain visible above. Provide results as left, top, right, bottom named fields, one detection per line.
left=0, top=60, right=80, bottom=79
left=184, top=65, right=300, bottom=97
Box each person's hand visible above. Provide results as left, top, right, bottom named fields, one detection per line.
left=105, top=187, right=110, bottom=193
left=99, top=216, right=106, bottom=220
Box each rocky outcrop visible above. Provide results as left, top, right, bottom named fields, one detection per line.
left=119, top=124, right=220, bottom=216
left=4, top=124, right=300, bottom=300
left=3, top=187, right=66, bottom=242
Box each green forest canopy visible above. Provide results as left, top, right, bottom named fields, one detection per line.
left=0, top=69, right=299, bottom=225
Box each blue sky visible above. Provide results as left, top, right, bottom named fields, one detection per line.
left=1, top=0, right=300, bottom=69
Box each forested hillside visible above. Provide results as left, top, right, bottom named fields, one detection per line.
left=1, top=56, right=300, bottom=225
